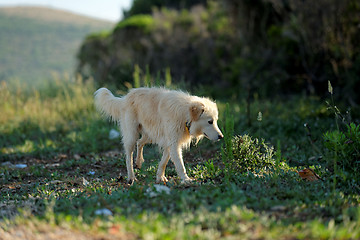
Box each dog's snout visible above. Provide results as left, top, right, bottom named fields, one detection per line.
left=218, top=134, right=224, bottom=140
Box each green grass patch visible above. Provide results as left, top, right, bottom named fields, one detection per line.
left=1, top=79, right=360, bottom=239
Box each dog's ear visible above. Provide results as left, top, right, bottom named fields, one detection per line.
left=190, top=103, right=204, bottom=121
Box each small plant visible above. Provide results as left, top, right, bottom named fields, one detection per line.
left=227, top=135, right=276, bottom=174
left=326, top=81, right=344, bottom=131
left=323, top=123, right=360, bottom=178
left=323, top=81, right=360, bottom=193
left=221, top=104, right=276, bottom=176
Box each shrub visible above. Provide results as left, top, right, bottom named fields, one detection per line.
left=224, top=135, right=276, bottom=174
left=77, top=3, right=237, bottom=93
left=78, top=0, right=360, bottom=104
left=114, top=14, right=155, bottom=33
left=323, top=122, right=360, bottom=177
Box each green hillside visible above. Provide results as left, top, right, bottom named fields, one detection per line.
left=0, top=6, right=114, bottom=85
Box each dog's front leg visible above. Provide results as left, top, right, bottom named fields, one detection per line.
left=170, top=145, right=192, bottom=183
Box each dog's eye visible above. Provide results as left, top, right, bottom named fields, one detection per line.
left=208, top=120, right=213, bottom=125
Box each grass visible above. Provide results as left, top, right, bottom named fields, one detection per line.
left=1, top=78, right=360, bottom=239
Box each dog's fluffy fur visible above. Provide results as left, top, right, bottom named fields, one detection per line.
left=94, top=87, right=223, bottom=183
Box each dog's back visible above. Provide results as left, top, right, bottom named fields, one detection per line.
left=123, top=87, right=191, bottom=146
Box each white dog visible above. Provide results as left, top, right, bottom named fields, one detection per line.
left=94, top=87, right=223, bottom=183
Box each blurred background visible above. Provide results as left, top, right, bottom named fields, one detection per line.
left=1, top=0, right=359, bottom=104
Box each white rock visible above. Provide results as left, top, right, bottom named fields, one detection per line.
left=1, top=162, right=27, bottom=169
left=109, top=129, right=120, bottom=139
left=95, top=208, right=113, bottom=216
left=1, top=162, right=12, bottom=167
left=146, top=184, right=171, bottom=198
left=15, top=164, right=27, bottom=169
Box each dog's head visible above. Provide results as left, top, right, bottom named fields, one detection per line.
left=189, top=101, right=223, bottom=141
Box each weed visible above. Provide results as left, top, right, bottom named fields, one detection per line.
left=323, top=123, right=360, bottom=193
left=322, top=81, right=360, bottom=193
left=227, top=135, right=276, bottom=174
left=219, top=103, right=276, bottom=176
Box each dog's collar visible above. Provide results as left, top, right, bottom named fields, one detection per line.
left=185, top=109, right=203, bottom=133
left=185, top=121, right=191, bottom=134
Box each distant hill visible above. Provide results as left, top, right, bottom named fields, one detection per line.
left=0, top=6, right=114, bottom=85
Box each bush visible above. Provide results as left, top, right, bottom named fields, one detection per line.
left=77, top=3, right=237, bottom=94
left=224, top=135, right=276, bottom=174
left=114, top=14, right=155, bottom=33
left=323, top=122, right=360, bottom=178
left=77, top=0, right=360, bottom=104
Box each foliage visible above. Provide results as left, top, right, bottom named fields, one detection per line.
left=220, top=105, right=276, bottom=176
left=114, top=14, right=154, bottom=33
left=319, top=81, right=360, bottom=193
left=223, top=0, right=360, bottom=103
left=323, top=123, right=360, bottom=184
left=77, top=2, right=237, bottom=94
left=227, top=135, right=276, bottom=174
left=78, top=0, right=360, bottom=104
left=122, top=0, right=208, bottom=19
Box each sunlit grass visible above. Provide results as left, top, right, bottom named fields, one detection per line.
left=1, top=77, right=360, bottom=239
left=0, top=77, right=117, bottom=158
left=0, top=77, right=96, bottom=131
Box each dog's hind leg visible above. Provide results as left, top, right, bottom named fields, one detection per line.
left=156, top=147, right=170, bottom=183
left=121, top=116, right=139, bottom=184
left=135, top=134, right=150, bottom=169
left=169, top=145, right=192, bottom=183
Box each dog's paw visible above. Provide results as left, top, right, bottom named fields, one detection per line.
left=156, top=175, right=168, bottom=183
left=127, top=177, right=137, bottom=185
left=135, top=157, right=144, bottom=169
left=180, top=177, right=193, bottom=185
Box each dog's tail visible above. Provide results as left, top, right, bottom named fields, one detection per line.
left=94, top=88, right=123, bottom=122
